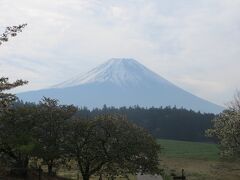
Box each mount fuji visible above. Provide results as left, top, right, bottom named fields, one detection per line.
left=18, top=58, right=223, bottom=113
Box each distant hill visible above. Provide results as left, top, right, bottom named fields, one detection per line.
left=18, top=58, right=224, bottom=113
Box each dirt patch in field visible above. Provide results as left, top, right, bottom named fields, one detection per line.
left=161, top=157, right=240, bottom=180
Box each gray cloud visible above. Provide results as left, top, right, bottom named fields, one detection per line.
left=0, top=0, right=240, bottom=105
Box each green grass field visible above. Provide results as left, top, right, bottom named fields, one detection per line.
left=158, top=139, right=240, bottom=180
left=158, top=139, right=220, bottom=160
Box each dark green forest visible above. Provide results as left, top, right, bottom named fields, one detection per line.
left=76, top=106, right=216, bottom=142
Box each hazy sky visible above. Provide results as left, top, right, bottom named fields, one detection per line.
left=0, top=0, right=240, bottom=106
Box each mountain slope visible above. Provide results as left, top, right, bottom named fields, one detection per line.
left=18, top=58, right=224, bottom=113
left=54, top=58, right=171, bottom=88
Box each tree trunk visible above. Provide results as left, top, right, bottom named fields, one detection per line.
left=48, top=162, right=53, bottom=176
left=23, top=157, right=29, bottom=169
left=10, top=157, right=28, bottom=177
left=82, top=174, right=90, bottom=180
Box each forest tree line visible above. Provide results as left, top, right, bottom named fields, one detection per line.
left=76, top=105, right=216, bottom=142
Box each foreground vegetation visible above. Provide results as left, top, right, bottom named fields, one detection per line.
left=0, top=78, right=161, bottom=180
left=0, top=102, right=161, bottom=179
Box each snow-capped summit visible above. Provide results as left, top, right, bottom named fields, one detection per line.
left=18, top=58, right=224, bottom=113
left=54, top=58, right=170, bottom=88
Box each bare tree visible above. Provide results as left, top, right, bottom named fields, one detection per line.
left=229, top=90, right=240, bottom=111
left=0, top=24, right=27, bottom=46
left=0, top=24, right=28, bottom=109
left=0, top=77, right=28, bottom=111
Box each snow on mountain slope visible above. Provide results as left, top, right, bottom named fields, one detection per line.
left=18, top=58, right=224, bottom=113
left=54, top=58, right=171, bottom=88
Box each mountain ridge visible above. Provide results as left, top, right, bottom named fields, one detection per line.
left=18, top=58, right=224, bottom=113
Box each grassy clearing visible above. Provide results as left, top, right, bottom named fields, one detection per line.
left=57, top=170, right=136, bottom=180
left=158, top=139, right=220, bottom=160
left=161, top=157, right=240, bottom=180
left=159, top=139, right=240, bottom=180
